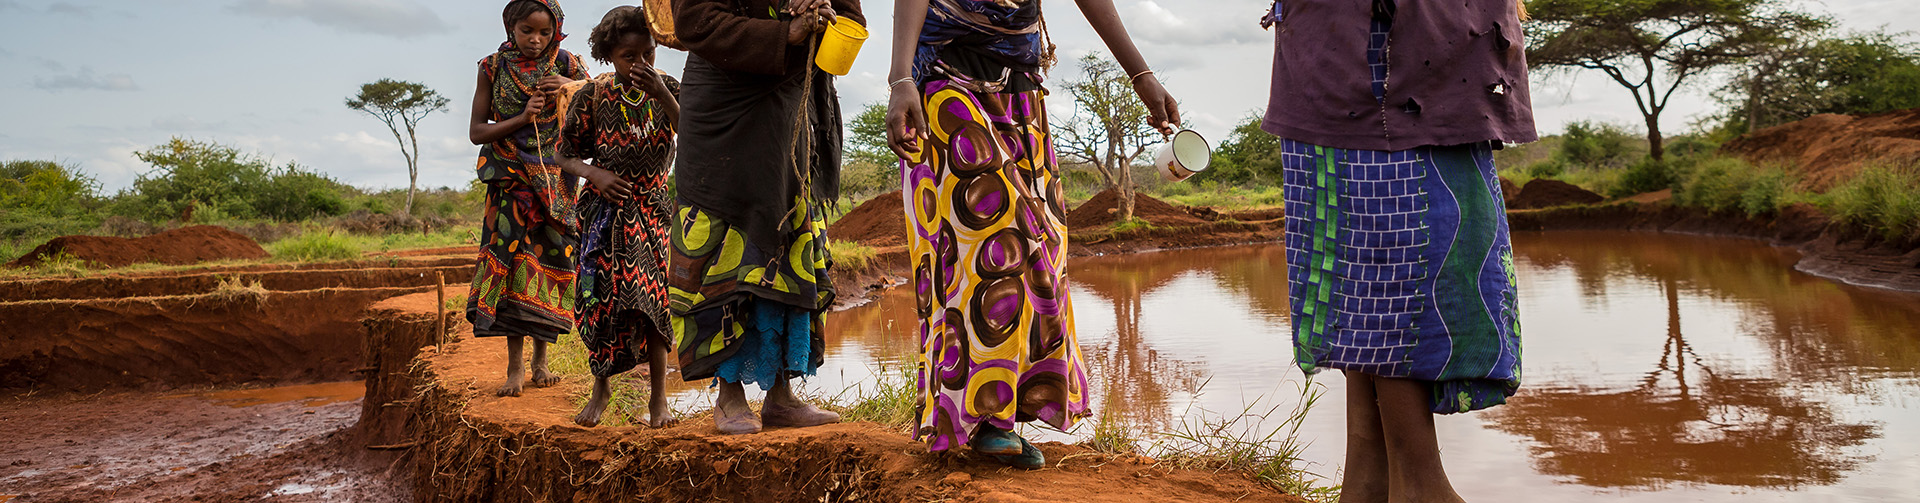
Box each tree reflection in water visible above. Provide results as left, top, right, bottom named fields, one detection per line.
left=1070, top=251, right=1222, bottom=433
left=1487, top=234, right=1903, bottom=491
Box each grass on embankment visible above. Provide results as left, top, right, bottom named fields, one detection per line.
left=1511, top=153, right=1920, bottom=243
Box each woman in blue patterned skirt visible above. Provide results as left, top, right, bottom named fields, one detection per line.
left=1262, top=0, right=1536, bottom=501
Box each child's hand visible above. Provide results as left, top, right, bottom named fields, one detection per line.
left=523, top=93, right=548, bottom=119
left=538, top=75, right=571, bottom=94
left=628, top=64, right=670, bottom=98
left=586, top=168, right=635, bottom=201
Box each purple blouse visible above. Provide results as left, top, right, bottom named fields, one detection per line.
left=1261, top=0, right=1538, bottom=150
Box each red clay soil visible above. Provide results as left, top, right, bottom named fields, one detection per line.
left=1510, top=179, right=1606, bottom=209
left=1722, top=108, right=1920, bottom=190
left=1068, top=188, right=1210, bottom=229
left=7, top=225, right=269, bottom=268
left=829, top=190, right=910, bottom=247
left=0, top=286, right=431, bottom=392
left=389, top=312, right=1306, bottom=502
left=0, top=382, right=406, bottom=502
left=0, top=264, right=473, bottom=303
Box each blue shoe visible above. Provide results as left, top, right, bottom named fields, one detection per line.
left=970, top=425, right=1024, bottom=456
left=987, top=437, right=1045, bottom=470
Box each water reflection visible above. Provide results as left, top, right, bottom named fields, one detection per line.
left=1483, top=276, right=1879, bottom=490
left=795, top=232, right=1920, bottom=501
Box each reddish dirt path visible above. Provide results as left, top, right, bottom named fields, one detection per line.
left=0, top=383, right=406, bottom=503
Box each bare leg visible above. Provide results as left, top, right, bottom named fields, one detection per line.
left=647, top=337, right=677, bottom=428
left=573, top=374, right=612, bottom=427
left=1339, top=371, right=1390, bottom=503
left=497, top=336, right=526, bottom=397
left=1374, top=377, right=1465, bottom=503
left=528, top=340, right=560, bottom=387
left=761, top=377, right=840, bottom=427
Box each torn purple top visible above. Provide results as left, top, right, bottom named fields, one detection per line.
left=1261, top=0, right=1538, bottom=150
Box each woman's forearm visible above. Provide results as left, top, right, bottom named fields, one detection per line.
left=1073, top=0, right=1153, bottom=75
left=888, top=0, right=932, bottom=82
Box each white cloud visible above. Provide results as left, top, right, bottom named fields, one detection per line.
left=228, top=0, right=451, bottom=38
left=1123, top=0, right=1269, bottom=46
left=34, top=67, right=139, bottom=92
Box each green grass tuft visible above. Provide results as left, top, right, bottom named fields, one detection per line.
left=1155, top=382, right=1339, bottom=502
left=1827, top=163, right=1920, bottom=240
left=829, top=239, right=878, bottom=271
left=267, top=226, right=361, bottom=262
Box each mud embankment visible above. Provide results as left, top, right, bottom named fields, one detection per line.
left=1511, top=201, right=1920, bottom=292
left=0, top=259, right=476, bottom=392
left=354, top=290, right=1305, bottom=503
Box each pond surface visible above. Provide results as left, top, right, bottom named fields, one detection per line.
left=681, top=231, right=1920, bottom=501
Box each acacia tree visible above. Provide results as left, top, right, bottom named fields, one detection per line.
left=347, top=79, right=449, bottom=214
left=1526, top=0, right=1825, bottom=159
left=1056, top=53, right=1162, bottom=223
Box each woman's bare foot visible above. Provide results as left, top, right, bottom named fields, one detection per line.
left=761, top=378, right=839, bottom=428
left=528, top=340, right=561, bottom=388
left=714, top=381, right=761, bottom=435
left=497, top=336, right=526, bottom=397
left=574, top=375, right=613, bottom=427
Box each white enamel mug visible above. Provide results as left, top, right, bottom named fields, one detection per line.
left=1155, top=129, right=1212, bottom=182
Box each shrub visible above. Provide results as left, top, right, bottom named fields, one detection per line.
left=1612, top=157, right=1679, bottom=198
left=0, top=160, right=100, bottom=218
left=1828, top=164, right=1920, bottom=240
left=114, top=138, right=354, bottom=223
left=1556, top=121, right=1637, bottom=170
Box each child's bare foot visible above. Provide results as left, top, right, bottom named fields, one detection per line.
left=714, top=381, right=760, bottom=435
left=574, top=375, right=613, bottom=427
left=647, top=393, right=678, bottom=428
left=762, top=378, right=840, bottom=428
left=497, top=336, right=527, bottom=397
left=528, top=340, right=561, bottom=388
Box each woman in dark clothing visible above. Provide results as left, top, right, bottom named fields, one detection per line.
left=668, top=0, right=862, bottom=435
left=1261, top=0, right=1536, bottom=500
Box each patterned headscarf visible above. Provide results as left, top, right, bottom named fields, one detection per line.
left=499, top=0, right=568, bottom=66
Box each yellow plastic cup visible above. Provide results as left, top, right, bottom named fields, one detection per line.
left=815, top=16, right=868, bottom=76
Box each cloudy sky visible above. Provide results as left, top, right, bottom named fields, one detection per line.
left=1, top=0, right=1914, bottom=192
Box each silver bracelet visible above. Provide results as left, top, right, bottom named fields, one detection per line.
left=889, top=77, right=916, bottom=89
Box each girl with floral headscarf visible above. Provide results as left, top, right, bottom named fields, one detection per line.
left=465, top=0, right=624, bottom=398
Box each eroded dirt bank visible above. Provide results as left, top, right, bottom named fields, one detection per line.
left=372, top=291, right=1306, bottom=503
left=1510, top=200, right=1920, bottom=292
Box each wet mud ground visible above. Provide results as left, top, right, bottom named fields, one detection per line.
left=0, top=382, right=407, bottom=503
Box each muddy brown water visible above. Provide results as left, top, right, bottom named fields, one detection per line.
left=744, top=230, right=1920, bottom=501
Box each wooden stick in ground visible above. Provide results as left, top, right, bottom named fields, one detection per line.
left=435, top=271, right=447, bottom=350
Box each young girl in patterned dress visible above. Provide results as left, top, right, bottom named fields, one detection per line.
left=466, top=0, right=611, bottom=398
left=558, top=5, right=682, bottom=428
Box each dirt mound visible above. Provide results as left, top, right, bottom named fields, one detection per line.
left=1512, top=179, right=1606, bottom=209
left=1722, top=108, right=1920, bottom=190
left=1068, top=188, right=1209, bottom=229
left=8, top=225, right=269, bottom=268
left=829, top=190, right=909, bottom=247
